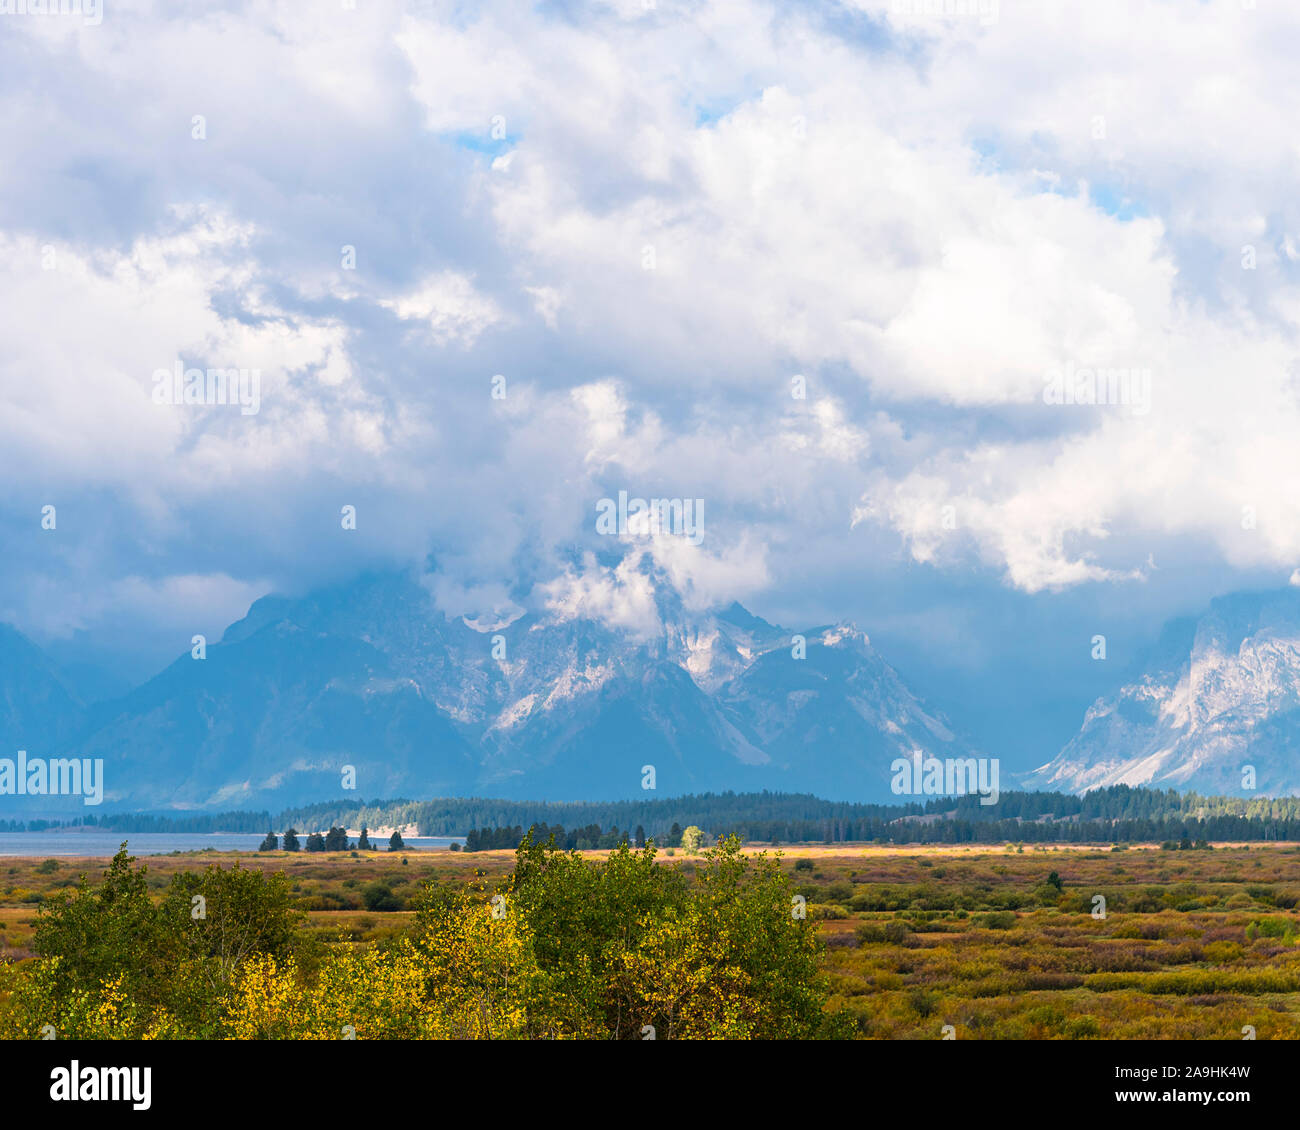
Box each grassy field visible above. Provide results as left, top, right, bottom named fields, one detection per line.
left=4, top=840, right=1300, bottom=1039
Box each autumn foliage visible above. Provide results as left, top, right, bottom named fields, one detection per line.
left=0, top=835, right=836, bottom=1040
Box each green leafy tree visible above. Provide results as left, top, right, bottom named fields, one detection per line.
left=29, top=845, right=175, bottom=1027
left=508, top=834, right=686, bottom=1037
left=507, top=833, right=832, bottom=1039
left=160, top=863, right=304, bottom=1029
left=622, top=836, right=830, bottom=1038
left=681, top=825, right=705, bottom=853
left=21, top=847, right=309, bottom=1039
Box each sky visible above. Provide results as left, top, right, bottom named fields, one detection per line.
left=3, top=0, right=1300, bottom=771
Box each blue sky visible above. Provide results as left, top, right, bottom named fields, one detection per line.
left=4, top=0, right=1300, bottom=770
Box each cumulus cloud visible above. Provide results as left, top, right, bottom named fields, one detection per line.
left=539, top=551, right=663, bottom=638
left=378, top=271, right=504, bottom=345
left=4, top=0, right=1300, bottom=666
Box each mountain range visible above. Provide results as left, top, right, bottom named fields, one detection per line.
left=0, top=565, right=969, bottom=812
left=1026, top=586, right=1300, bottom=798
left=8, top=570, right=1300, bottom=814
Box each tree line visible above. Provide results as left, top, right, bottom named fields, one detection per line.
left=12, top=786, right=1300, bottom=844
left=463, top=823, right=706, bottom=852
left=255, top=825, right=407, bottom=852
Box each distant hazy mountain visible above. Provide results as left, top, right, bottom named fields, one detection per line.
left=0, top=624, right=84, bottom=753
left=0, top=566, right=974, bottom=811
left=1027, top=587, right=1300, bottom=797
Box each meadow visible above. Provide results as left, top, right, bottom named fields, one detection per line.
left=2, top=839, right=1300, bottom=1038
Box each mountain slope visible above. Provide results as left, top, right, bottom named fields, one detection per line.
left=76, top=610, right=480, bottom=810
left=1027, top=588, right=1300, bottom=797
left=0, top=624, right=84, bottom=754
left=720, top=623, right=959, bottom=799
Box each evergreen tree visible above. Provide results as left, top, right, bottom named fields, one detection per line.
left=388, top=830, right=405, bottom=852
left=357, top=825, right=372, bottom=851
left=305, top=832, right=326, bottom=852
left=282, top=827, right=300, bottom=852
left=258, top=830, right=278, bottom=851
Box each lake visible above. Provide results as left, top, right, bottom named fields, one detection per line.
left=0, top=832, right=465, bottom=857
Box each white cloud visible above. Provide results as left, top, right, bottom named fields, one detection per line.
left=8, top=0, right=1300, bottom=646
left=379, top=271, right=504, bottom=346
left=539, top=551, right=662, bottom=638
left=650, top=535, right=771, bottom=611
left=19, top=572, right=268, bottom=643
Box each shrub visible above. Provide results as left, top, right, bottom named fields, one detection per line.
left=1064, top=1015, right=1101, bottom=1039
left=882, top=921, right=912, bottom=944
left=1023, top=1004, right=1065, bottom=1033
left=908, top=988, right=939, bottom=1017
left=362, top=882, right=404, bottom=912
left=825, top=881, right=854, bottom=904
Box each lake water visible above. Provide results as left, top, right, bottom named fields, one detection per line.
left=0, top=832, right=465, bottom=857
